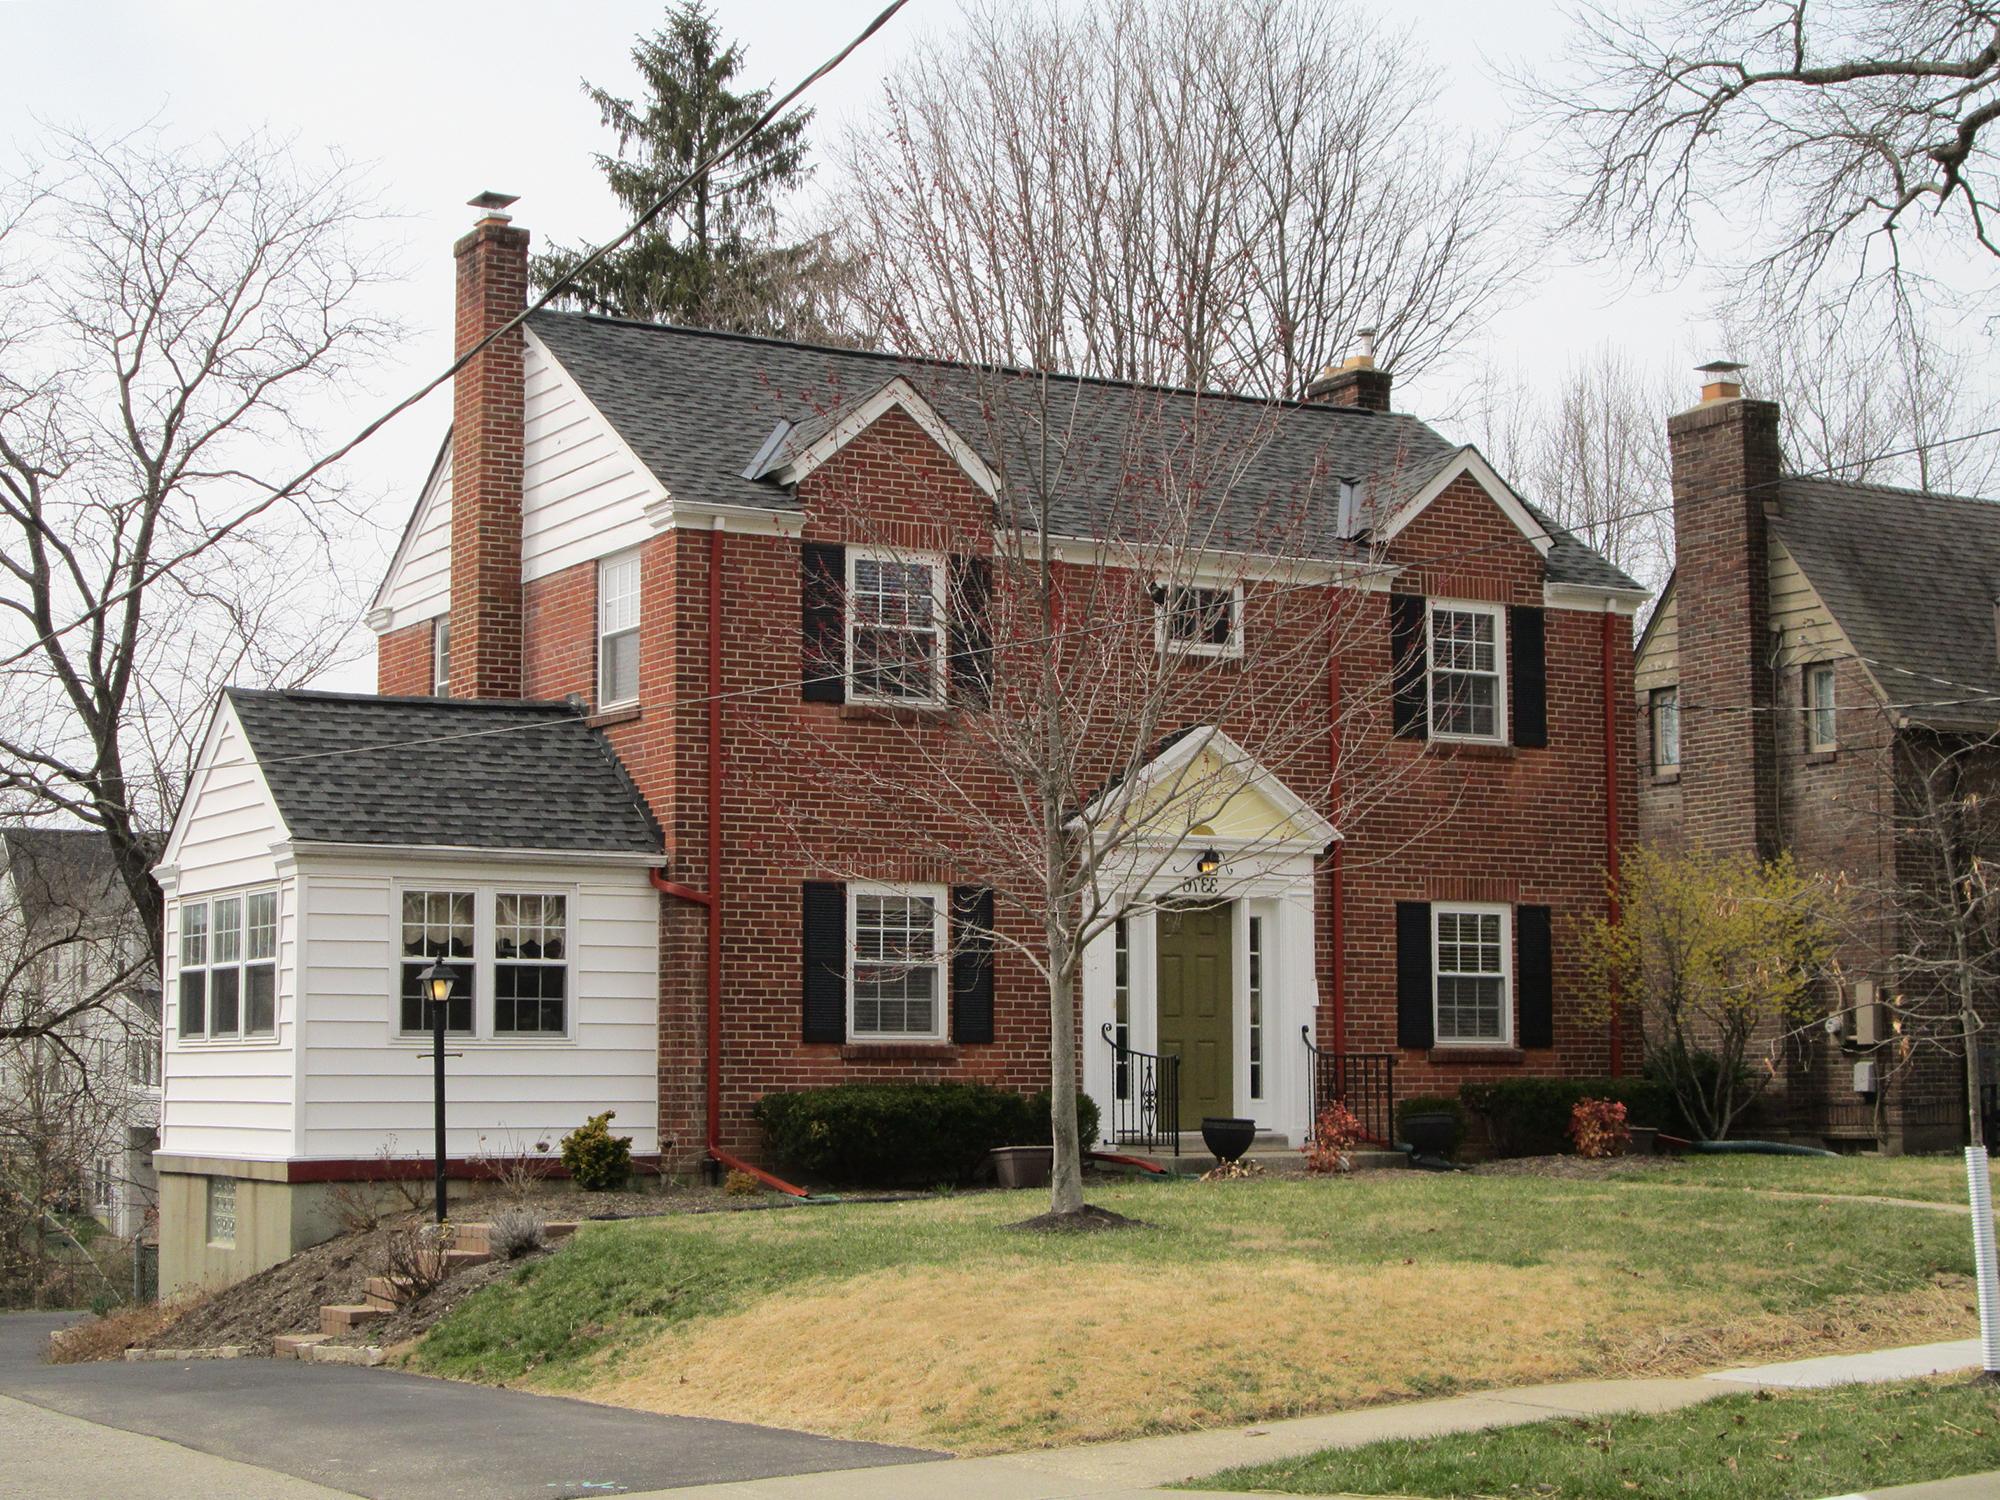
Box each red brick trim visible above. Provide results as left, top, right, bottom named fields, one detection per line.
left=283, top=1155, right=665, bottom=1185
left=838, top=1042, right=961, bottom=1063
left=1424, top=876, right=1521, bottom=903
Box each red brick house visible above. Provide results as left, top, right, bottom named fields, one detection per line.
left=1635, top=365, right=2000, bottom=1152
left=154, top=201, right=1643, bottom=1281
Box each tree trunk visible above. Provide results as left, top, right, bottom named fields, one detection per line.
left=1047, top=951, right=1084, bottom=1216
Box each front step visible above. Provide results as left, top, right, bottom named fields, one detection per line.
left=273, top=1332, right=332, bottom=1359
left=320, top=1303, right=389, bottom=1335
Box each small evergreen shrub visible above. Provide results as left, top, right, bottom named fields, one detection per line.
left=560, top=1111, right=634, bottom=1191
left=1568, top=1097, right=1631, bottom=1158
left=723, top=1169, right=763, bottom=1197
left=1395, top=1094, right=1468, bottom=1158
left=753, top=1082, right=1100, bottom=1187
left=1460, top=1077, right=1674, bottom=1158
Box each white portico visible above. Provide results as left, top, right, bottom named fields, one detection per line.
left=1078, top=729, right=1336, bottom=1145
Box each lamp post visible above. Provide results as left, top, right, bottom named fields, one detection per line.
left=416, top=959, right=457, bottom=1224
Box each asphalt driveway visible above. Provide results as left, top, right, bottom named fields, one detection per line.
left=0, top=1312, right=936, bottom=1499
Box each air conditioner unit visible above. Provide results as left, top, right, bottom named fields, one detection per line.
left=1852, top=1059, right=1879, bottom=1096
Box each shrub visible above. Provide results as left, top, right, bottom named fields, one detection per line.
left=486, top=1205, right=546, bottom=1260
left=560, top=1111, right=634, bottom=1192
left=723, top=1169, right=763, bottom=1197
left=1460, top=1077, right=1675, bottom=1158
left=381, top=1220, right=454, bottom=1297
left=1569, top=1097, right=1631, bottom=1158
left=1302, top=1101, right=1364, bottom=1175
left=753, top=1082, right=1101, bottom=1187
left=1396, top=1094, right=1468, bottom=1158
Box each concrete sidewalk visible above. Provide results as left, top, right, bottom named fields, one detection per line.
left=634, top=1338, right=1996, bottom=1499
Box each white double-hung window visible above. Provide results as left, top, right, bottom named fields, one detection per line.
left=1806, top=663, right=1837, bottom=751
left=849, top=884, right=946, bottom=1040
left=1428, top=601, right=1506, bottom=741
left=598, top=550, right=642, bottom=707
left=1434, top=904, right=1511, bottom=1045
left=846, top=550, right=945, bottom=704
left=1154, top=582, right=1243, bottom=658
left=176, top=889, right=279, bottom=1040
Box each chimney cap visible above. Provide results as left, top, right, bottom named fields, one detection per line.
left=1697, top=359, right=1747, bottom=375
left=468, top=190, right=521, bottom=216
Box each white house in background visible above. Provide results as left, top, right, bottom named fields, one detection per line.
left=153, top=687, right=662, bottom=1293
left=0, top=828, right=160, bottom=1242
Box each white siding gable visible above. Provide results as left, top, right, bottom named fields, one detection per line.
left=372, top=447, right=453, bottom=634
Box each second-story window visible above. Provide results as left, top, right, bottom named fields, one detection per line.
left=1154, top=583, right=1243, bottom=658
left=1806, top=663, right=1837, bottom=751
left=598, top=550, right=642, bottom=708
left=847, top=550, right=944, bottom=704
left=432, top=617, right=451, bottom=697
left=1651, top=686, right=1680, bottom=770
left=1428, top=601, right=1506, bottom=742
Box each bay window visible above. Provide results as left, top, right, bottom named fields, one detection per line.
left=176, top=888, right=278, bottom=1040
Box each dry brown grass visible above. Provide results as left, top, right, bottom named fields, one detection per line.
left=568, top=1259, right=1710, bottom=1452
left=46, top=1291, right=212, bottom=1363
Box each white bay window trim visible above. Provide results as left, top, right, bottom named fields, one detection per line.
left=391, top=882, right=579, bottom=1044
left=845, top=547, right=947, bottom=706
left=847, top=882, right=947, bottom=1042
left=1427, top=599, right=1508, bottom=743
left=1433, top=902, right=1513, bottom=1046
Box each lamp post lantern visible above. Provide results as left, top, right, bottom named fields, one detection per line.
left=416, top=959, right=457, bottom=1223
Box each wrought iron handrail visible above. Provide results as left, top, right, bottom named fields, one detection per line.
left=1302, top=1025, right=1396, bottom=1147
left=1101, top=1021, right=1180, bottom=1156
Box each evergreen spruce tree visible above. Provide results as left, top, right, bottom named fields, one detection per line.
left=534, top=2, right=845, bottom=335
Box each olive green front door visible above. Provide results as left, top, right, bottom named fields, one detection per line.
left=1156, top=902, right=1233, bottom=1130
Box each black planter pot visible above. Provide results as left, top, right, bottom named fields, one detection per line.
left=1201, top=1115, right=1258, bottom=1163
left=1401, top=1111, right=1460, bottom=1160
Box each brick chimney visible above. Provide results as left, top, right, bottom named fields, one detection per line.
left=1668, top=360, right=1783, bottom=858
left=448, top=192, right=530, bottom=700
left=1303, top=328, right=1393, bottom=412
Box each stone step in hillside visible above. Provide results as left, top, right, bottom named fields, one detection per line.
left=363, top=1275, right=414, bottom=1312
left=451, top=1218, right=580, bottom=1255
left=320, top=1303, right=389, bottom=1336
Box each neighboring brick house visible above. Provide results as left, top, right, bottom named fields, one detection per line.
left=156, top=201, right=1645, bottom=1286
left=1635, top=365, right=2000, bottom=1152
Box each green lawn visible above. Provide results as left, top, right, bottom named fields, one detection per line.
left=1184, top=1377, right=2000, bottom=1498
left=412, top=1161, right=1982, bottom=1452
left=1634, top=1151, right=1994, bottom=1204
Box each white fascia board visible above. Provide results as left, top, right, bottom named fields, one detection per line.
left=156, top=694, right=294, bottom=872
left=1032, top=533, right=1394, bottom=591
left=1545, top=582, right=1649, bottom=615
left=1073, top=723, right=1338, bottom=847
left=367, top=435, right=453, bottom=630
left=1377, top=446, right=1552, bottom=558
left=282, top=841, right=661, bottom=869
left=646, top=495, right=804, bottom=538
left=769, top=377, right=1001, bottom=497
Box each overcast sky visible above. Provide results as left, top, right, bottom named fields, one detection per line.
left=0, top=0, right=1710, bottom=686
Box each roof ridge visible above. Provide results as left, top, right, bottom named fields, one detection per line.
left=227, top=686, right=581, bottom=714
left=1783, top=472, right=2000, bottom=509
left=528, top=308, right=1419, bottom=424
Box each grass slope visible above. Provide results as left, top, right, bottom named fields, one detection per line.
left=1185, top=1377, right=2000, bottom=1498
left=1638, top=1152, right=1996, bottom=1204
left=413, top=1168, right=1980, bottom=1452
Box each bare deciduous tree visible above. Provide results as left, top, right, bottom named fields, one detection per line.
left=0, top=128, right=400, bottom=948
left=834, top=0, right=1528, bottom=399
left=1525, top=0, right=2000, bottom=303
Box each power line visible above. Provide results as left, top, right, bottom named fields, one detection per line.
left=0, top=0, right=912, bottom=680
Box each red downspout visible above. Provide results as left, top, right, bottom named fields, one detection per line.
left=1601, top=610, right=1624, bottom=1077
left=648, top=523, right=811, bottom=1199
left=1327, top=639, right=1346, bottom=1049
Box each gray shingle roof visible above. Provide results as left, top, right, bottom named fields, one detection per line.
left=526, top=311, right=1640, bottom=591
left=226, top=689, right=661, bottom=854
left=0, top=827, right=134, bottom=929
left=1775, top=477, right=2000, bottom=726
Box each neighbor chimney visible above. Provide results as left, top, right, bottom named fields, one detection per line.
left=1303, top=327, right=1392, bottom=412
left=1667, top=358, right=1783, bottom=859
left=449, top=192, right=530, bottom=700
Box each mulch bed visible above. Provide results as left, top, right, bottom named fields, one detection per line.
left=1006, top=1203, right=1150, bottom=1232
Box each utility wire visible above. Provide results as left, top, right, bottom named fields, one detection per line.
left=0, top=0, right=912, bottom=680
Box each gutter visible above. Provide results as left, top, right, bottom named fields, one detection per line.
left=647, top=520, right=816, bottom=1201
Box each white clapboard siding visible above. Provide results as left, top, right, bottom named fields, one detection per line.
left=375, top=451, right=453, bottom=630
left=1769, top=538, right=1856, bottom=664
left=519, top=328, right=660, bottom=583
left=1634, top=587, right=1678, bottom=693
left=296, top=858, right=660, bottom=1161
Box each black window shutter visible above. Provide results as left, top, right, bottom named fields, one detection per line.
left=1390, top=594, right=1427, bottom=738
left=1396, top=901, right=1434, bottom=1049
left=1510, top=605, right=1547, bottom=748
left=950, top=885, right=995, bottom=1044
left=801, top=881, right=847, bottom=1043
left=949, top=555, right=993, bottom=708
left=800, top=542, right=846, bottom=704
left=1518, top=904, right=1554, bottom=1048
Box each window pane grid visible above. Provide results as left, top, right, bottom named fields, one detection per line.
left=1430, top=606, right=1501, bottom=738
left=1160, top=585, right=1237, bottom=650
left=401, top=888, right=474, bottom=1034
left=1435, top=909, right=1507, bottom=1043
left=495, top=892, right=568, bottom=1035
left=851, top=893, right=942, bottom=1037
left=599, top=552, right=642, bottom=704
left=1652, top=687, right=1680, bottom=768
left=1247, top=914, right=1264, bottom=1100
left=849, top=557, right=940, bottom=702
left=177, top=890, right=278, bottom=1040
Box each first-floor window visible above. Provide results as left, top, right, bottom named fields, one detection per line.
left=850, top=886, right=945, bottom=1039
left=1806, top=663, right=1837, bottom=751
left=1651, top=685, right=1680, bottom=769
left=206, top=1176, right=236, bottom=1247
left=1428, top=601, right=1505, bottom=741
left=1434, top=905, right=1510, bottom=1044
left=494, top=893, right=568, bottom=1035
left=1247, top=913, right=1265, bottom=1099
left=400, top=890, right=474, bottom=1034
left=176, top=889, right=278, bottom=1040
